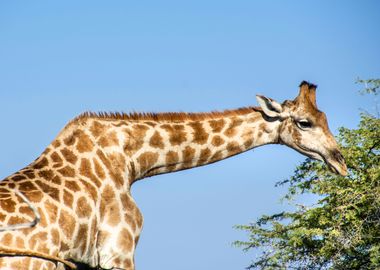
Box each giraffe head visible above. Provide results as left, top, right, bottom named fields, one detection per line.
left=256, top=81, right=347, bottom=176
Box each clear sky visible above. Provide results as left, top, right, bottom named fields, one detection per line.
left=0, top=1, right=379, bottom=269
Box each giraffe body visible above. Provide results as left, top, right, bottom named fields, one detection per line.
left=0, top=82, right=347, bottom=269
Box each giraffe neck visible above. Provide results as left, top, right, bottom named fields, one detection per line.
left=126, top=108, right=281, bottom=182
left=40, top=108, right=281, bottom=191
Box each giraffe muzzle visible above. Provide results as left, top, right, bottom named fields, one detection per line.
left=326, top=150, right=348, bottom=176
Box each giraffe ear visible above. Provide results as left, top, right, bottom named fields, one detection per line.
left=256, top=95, right=283, bottom=118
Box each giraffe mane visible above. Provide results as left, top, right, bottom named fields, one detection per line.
left=73, top=107, right=258, bottom=122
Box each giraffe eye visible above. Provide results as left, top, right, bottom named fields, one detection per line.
left=296, top=119, right=312, bottom=129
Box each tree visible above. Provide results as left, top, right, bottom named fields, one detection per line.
left=235, top=80, right=380, bottom=269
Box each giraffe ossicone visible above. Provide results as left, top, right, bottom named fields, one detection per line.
left=0, top=81, right=347, bottom=269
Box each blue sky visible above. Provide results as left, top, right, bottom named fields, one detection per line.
left=0, top=1, right=379, bottom=269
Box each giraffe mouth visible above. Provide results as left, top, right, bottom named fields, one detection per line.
left=324, top=151, right=348, bottom=176
left=296, top=145, right=347, bottom=176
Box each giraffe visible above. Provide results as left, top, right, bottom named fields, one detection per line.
left=0, top=81, right=347, bottom=269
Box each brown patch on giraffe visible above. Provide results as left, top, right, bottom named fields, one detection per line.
left=51, top=228, right=60, bottom=246
left=98, top=131, right=120, bottom=147
left=60, top=148, right=78, bottom=164
left=33, top=157, right=49, bottom=169
left=226, top=141, right=241, bottom=156
left=65, top=180, right=81, bottom=192
left=63, top=190, right=74, bottom=208
left=244, top=138, right=254, bottom=149
left=28, top=231, right=48, bottom=249
left=7, top=183, right=16, bottom=189
left=224, top=118, right=243, bottom=137
left=74, top=223, right=89, bottom=250
left=211, top=135, right=225, bottom=147
left=38, top=169, right=54, bottom=181
left=45, top=200, right=58, bottom=223
left=210, top=150, right=223, bottom=162
left=209, top=119, right=226, bottom=133
left=164, top=150, right=179, bottom=171
left=19, top=206, right=34, bottom=219
left=0, top=198, right=16, bottom=212
left=96, top=150, right=125, bottom=187
left=123, top=258, right=133, bottom=268
left=109, top=152, right=126, bottom=187
left=52, top=140, right=61, bottom=148
left=242, top=128, right=254, bottom=149
left=79, top=178, right=98, bottom=201
left=120, top=193, right=135, bottom=212
left=35, top=180, right=60, bottom=202
left=124, top=125, right=149, bottom=154
left=59, top=209, right=76, bottom=238
left=109, top=152, right=126, bottom=170
left=96, top=230, right=110, bottom=247
left=42, top=148, right=51, bottom=156
left=100, top=185, right=121, bottom=226
left=76, top=130, right=95, bottom=153
left=97, top=149, right=111, bottom=168
left=50, top=151, right=63, bottom=163
left=1, top=233, right=13, bottom=246
left=76, top=196, right=92, bottom=218
left=80, top=158, right=102, bottom=187
left=63, top=132, right=77, bottom=146
left=11, top=174, right=26, bottom=181
left=149, top=131, right=165, bottom=149
left=118, top=228, right=134, bottom=252
left=18, top=181, right=38, bottom=192
left=61, top=241, right=70, bottom=252
left=38, top=242, right=50, bottom=255
left=0, top=213, right=7, bottom=222
left=23, top=169, right=35, bottom=179
left=26, top=190, right=43, bottom=203
left=182, top=146, right=196, bottom=161
left=93, top=158, right=106, bottom=179
left=90, top=121, right=106, bottom=137
left=114, top=258, right=121, bottom=265
left=51, top=175, right=61, bottom=185
left=166, top=151, right=179, bottom=164
left=161, top=124, right=187, bottom=145
left=123, top=212, right=140, bottom=232
left=90, top=218, right=98, bottom=246
left=197, top=148, right=212, bottom=165
left=8, top=216, right=27, bottom=226
left=137, top=151, right=159, bottom=175
left=189, top=122, right=209, bottom=144
left=58, top=165, right=76, bottom=178
left=15, top=236, right=25, bottom=248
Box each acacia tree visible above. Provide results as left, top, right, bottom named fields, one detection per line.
left=235, top=80, right=380, bottom=270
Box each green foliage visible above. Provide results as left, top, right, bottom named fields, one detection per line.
left=235, top=83, right=380, bottom=269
